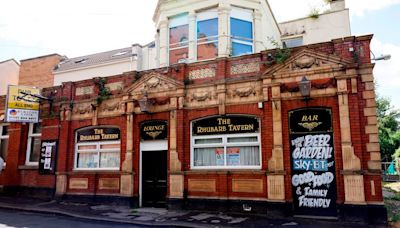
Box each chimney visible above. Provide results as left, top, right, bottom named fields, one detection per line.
left=330, top=0, right=345, bottom=11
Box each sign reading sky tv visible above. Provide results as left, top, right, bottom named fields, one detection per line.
left=5, top=85, right=40, bottom=123
left=289, top=108, right=337, bottom=218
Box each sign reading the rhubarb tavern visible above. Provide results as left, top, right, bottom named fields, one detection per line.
left=192, top=116, right=259, bottom=136
left=77, top=127, right=120, bottom=143
left=289, top=108, right=337, bottom=217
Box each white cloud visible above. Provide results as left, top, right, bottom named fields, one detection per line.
left=371, top=40, right=400, bottom=108
left=347, top=0, right=400, bottom=17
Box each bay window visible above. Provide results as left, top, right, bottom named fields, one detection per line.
left=0, top=124, right=9, bottom=163
left=169, top=13, right=189, bottom=64
left=191, top=116, right=261, bottom=169
left=26, top=122, right=41, bottom=165
left=75, top=126, right=120, bottom=170
left=230, top=7, right=254, bottom=56
left=197, top=9, right=218, bottom=60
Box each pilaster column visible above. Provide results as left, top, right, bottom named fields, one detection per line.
left=337, top=78, right=366, bottom=204
left=267, top=85, right=285, bottom=201
left=218, top=3, right=231, bottom=58
left=169, top=109, right=183, bottom=199
left=253, top=9, right=263, bottom=53
left=120, top=102, right=135, bottom=196
left=159, top=19, right=169, bottom=67
left=188, top=11, right=196, bottom=63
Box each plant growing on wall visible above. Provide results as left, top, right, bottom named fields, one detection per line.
left=94, top=77, right=112, bottom=105
left=267, top=37, right=291, bottom=64
left=308, top=7, right=320, bottom=19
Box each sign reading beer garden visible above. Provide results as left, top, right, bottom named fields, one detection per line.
left=5, top=85, right=40, bottom=123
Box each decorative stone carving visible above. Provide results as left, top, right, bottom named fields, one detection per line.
left=231, top=62, right=260, bottom=75
left=294, top=56, right=316, bottom=69
left=191, top=91, right=211, bottom=102
left=232, top=86, right=256, bottom=98
left=145, top=77, right=161, bottom=89
left=105, top=82, right=124, bottom=91
left=188, top=68, right=216, bottom=80
left=75, top=86, right=94, bottom=96
left=99, top=101, right=122, bottom=113
left=73, top=103, right=93, bottom=115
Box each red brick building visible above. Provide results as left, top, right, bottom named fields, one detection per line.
left=0, top=35, right=387, bottom=224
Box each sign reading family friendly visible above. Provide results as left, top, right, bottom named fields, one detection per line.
left=192, top=116, right=259, bottom=136
left=289, top=108, right=337, bottom=217
left=5, top=85, right=41, bottom=123
left=77, top=127, right=120, bottom=143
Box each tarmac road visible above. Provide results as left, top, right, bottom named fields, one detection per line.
left=0, top=209, right=147, bottom=228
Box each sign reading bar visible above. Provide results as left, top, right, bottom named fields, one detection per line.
left=39, top=140, right=58, bottom=175
left=77, top=127, right=120, bottom=143
left=140, top=120, right=168, bottom=141
left=5, top=85, right=40, bottom=123
left=192, top=116, right=259, bottom=136
left=289, top=108, right=337, bottom=218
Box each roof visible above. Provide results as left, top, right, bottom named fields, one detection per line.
left=20, top=53, right=62, bottom=62
left=54, top=47, right=134, bottom=72
left=0, top=58, right=20, bottom=66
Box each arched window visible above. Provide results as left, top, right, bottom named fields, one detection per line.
left=75, top=126, right=120, bottom=170
left=191, top=116, right=261, bottom=169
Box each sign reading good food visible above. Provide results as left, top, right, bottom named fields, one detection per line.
left=77, top=127, right=120, bottom=143
left=39, top=140, right=58, bottom=175
left=289, top=108, right=337, bottom=217
left=140, top=120, right=168, bottom=140
left=5, top=85, right=41, bottom=123
left=192, top=116, right=259, bottom=136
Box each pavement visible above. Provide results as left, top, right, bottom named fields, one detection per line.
left=0, top=196, right=385, bottom=227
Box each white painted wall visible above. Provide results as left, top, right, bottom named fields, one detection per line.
left=0, top=60, right=19, bottom=95
left=54, top=59, right=137, bottom=86
left=279, top=9, right=351, bottom=45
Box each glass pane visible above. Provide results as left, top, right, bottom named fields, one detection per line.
left=232, top=42, right=252, bottom=56
left=78, top=145, right=97, bottom=150
left=33, top=123, right=42, bottom=134
left=100, top=144, right=120, bottom=149
left=197, top=18, right=218, bottom=40
left=0, top=139, right=8, bottom=161
left=231, top=18, right=253, bottom=40
left=100, top=152, right=120, bottom=168
left=29, top=137, right=41, bottom=163
left=194, top=147, right=224, bottom=167
left=169, top=47, right=189, bottom=64
left=197, top=42, right=218, bottom=60
left=227, top=146, right=260, bottom=166
left=77, top=153, right=98, bottom=168
left=228, top=137, right=258, bottom=143
left=169, top=24, right=189, bottom=46
left=1, top=125, right=8, bottom=136
left=283, top=38, right=303, bottom=48
left=195, top=138, right=222, bottom=144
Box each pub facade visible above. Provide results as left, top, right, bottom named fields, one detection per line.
left=0, top=34, right=387, bottom=223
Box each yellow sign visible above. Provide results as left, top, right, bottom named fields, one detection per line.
left=7, top=85, right=40, bottom=110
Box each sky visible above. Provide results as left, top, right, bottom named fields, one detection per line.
left=0, top=0, right=399, bottom=108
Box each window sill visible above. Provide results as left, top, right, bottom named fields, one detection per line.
left=185, top=169, right=265, bottom=175
left=18, top=165, right=38, bottom=170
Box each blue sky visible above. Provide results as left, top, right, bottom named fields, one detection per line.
left=0, top=0, right=399, bottom=109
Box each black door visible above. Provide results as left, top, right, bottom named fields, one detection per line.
left=142, top=150, right=167, bottom=207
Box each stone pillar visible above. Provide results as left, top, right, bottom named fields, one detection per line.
left=188, top=11, right=196, bottom=63
left=169, top=110, right=183, bottom=199
left=218, top=3, right=231, bottom=58
left=217, top=84, right=226, bottom=115
left=253, top=9, right=263, bottom=53
left=337, top=78, right=366, bottom=204
left=159, top=19, right=169, bottom=67
left=120, top=102, right=135, bottom=196
left=267, top=85, right=285, bottom=201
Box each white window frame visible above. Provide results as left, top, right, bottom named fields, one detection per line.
left=196, top=9, right=219, bottom=61
left=190, top=125, right=261, bottom=170
left=0, top=123, right=9, bottom=166
left=282, top=35, right=303, bottom=48
left=74, top=131, right=121, bottom=171
left=168, top=13, right=189, bottom=64
left=230, top=6, right=254, bottom=56
left=25, top=122, right=41, bottom=166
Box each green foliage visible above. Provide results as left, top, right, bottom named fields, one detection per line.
left=394, top=148, right=400, bottom=160
left=308, top=7, right=320, bottom=19
left=95, top=77, right=112, bottom=105
left=267, top=37, right=291, bottom=64
left=377, top=96, right=400, bottom=161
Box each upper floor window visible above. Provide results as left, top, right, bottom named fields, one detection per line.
left=169, top=13, right=189, bottom=64
left=283, top=37, right=303, bottom=48
left=197, top=9, right=218, bottom=61
left=230, top=7, right=253, bottom=56
left=75, top=126, right=120, bottom=170
left=26, top=122, right=42, bottom=165
left=0, top=124, right=9, bottom=163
